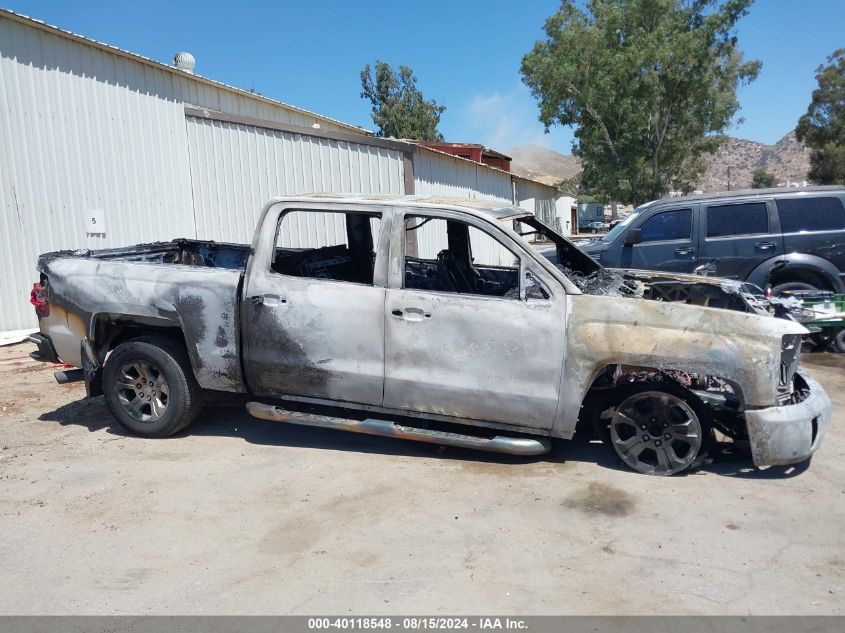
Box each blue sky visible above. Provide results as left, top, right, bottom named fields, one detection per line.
left=6, top=1, right=845, bottom=153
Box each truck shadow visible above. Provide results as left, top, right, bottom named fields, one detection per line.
left=38, top=395, right=810, bottom=478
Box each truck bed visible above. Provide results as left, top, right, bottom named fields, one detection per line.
left=37, top=239, right=248, bottom=393
left=55, top=239, right=251, bottom=270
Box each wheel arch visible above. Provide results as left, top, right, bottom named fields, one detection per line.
left=100, top=332, right=203, bottom=438
left=90, top=313, right=192, bottom=367
left=579, top=363, right=746, bottom=416
left=746, top=253, right=844, bottom=293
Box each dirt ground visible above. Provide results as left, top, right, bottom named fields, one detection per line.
left=0, top=341, right=843, bottom=615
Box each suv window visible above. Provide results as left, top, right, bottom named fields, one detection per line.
left=639, top=209, right=692, bottom=242
left=777, top=197, right=845, bottom=233
left=404, top=215, right=520, bottom=298
left=706, top=202, right=768, bottom=238
left=272, top=210, right=381, bottom=285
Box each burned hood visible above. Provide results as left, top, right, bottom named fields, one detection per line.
left=531, top=221, right=799, bottom=319
left=619, top=269, right=746, bottom=292
left=554, top=264, right=799, bottom=319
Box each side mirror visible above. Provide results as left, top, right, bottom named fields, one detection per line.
left=524, top=271, right=550, bottom=300
left=624, top=228, right=642, bottom=247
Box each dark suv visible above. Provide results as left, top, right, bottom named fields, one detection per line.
left=577, top=186, right=845, bottom=294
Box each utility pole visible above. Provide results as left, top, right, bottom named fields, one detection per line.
left=727, top=165, right=732, bottom=190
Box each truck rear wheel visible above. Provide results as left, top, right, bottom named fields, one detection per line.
left=102, top=336, right=202, bottom=437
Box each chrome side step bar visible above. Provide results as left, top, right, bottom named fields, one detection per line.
left=246, top=402, right=550, bottom=456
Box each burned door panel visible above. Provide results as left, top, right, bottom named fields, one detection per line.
left=383, top=289, right=564, bottom=428
left=383, top=212, right=565, bottom=429
left=242, top=277, right=385, bottom=404
left=242, top=208, right=386, bottom=405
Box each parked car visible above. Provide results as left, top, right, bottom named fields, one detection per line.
left=29, top=194, right=830, bottom=476
left=577, top=186, right=845, bottom=295
left=583, top=221, right=608, bottom=233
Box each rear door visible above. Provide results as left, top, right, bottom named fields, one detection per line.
left=698, top=198, right=781, bottom=280
left=776, top=194, right=845, bottom=274
left=617, top=204, right=699, bottom=273
left=242, top=205, right=387, bottom=406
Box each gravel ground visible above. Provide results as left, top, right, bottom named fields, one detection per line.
left=0, top=341, right=843, bottom=615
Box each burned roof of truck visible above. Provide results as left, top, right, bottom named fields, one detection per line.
left=280, top=193, right=532, bottom=220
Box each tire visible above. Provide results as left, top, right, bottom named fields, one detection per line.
left=102, top=336, right=202, bottom=437
left=810, top=331, right=832, bottom=351
left=592, top=382, right=712, bottom=476
left=771, top=280, right=820, bottom=296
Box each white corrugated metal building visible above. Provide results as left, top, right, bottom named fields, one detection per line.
left=0, top=9, right=570, bottom=332
left=514, top=176, right=577, bottom=236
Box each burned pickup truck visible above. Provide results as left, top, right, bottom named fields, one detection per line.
left=30, top=195, right=830, bottom=475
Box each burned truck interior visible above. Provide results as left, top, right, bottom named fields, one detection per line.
left=404, top=216, right=520, bottom=298
left=271, top=211, right=381, bottom=285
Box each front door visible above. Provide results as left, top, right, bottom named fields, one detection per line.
left=383, top=212, right=566, bottom=430
left=616, top=205, right=699, bottom=273
left=242, top=207, right=386, bottom=406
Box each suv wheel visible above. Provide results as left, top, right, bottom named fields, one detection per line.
left=771, top=280, right=820, bottom=296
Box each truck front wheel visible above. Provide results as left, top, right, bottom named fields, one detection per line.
left=594, top=383, right=712, bottom=476
left=102, top=336, right=202, bottom=437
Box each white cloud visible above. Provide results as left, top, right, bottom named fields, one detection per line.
left=445, top=83, right=573, bottom=153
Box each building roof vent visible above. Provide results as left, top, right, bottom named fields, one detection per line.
left=173, top=51, right=196, bottom=74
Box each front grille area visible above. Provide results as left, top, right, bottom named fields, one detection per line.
left=777, top=361, right=810, bottom=406
left=779, top=334, right=802, bottom=389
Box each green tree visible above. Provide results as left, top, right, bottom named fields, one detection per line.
left=796, top=49, right=845, bottom=185
left=521, top=0, right=761, bottom=206
left=751, top=168, right=777, bottom=188
left=360, top=61, right=446, bottom=140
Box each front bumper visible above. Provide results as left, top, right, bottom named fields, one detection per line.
left=745, top=374, right=831, bottom=467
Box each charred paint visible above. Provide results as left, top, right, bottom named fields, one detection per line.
left=37, top=242, right=245, bottom=393
left=32, top=195, right=829, bottom=468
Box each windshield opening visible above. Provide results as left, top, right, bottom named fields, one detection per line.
left=510, top=215, right=600, bottom=275
left=601, top=206, right=646, bottom=242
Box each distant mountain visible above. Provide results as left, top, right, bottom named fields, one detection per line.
left=697, top=131, right=810, bottom=191
left=508, top=145, right=581, bottom=188
left=509, top=132, right=810, bottom=193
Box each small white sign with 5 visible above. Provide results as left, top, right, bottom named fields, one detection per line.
left=85, top=209, right=105, bottom=234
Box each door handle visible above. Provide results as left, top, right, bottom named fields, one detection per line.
left=391, top=307, right=431, bottom=321
left=755, top=241, right=776, bottom=250
left=674, top=247, right=695, bottom=256
left=250, top=294, right=287, bottom=307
